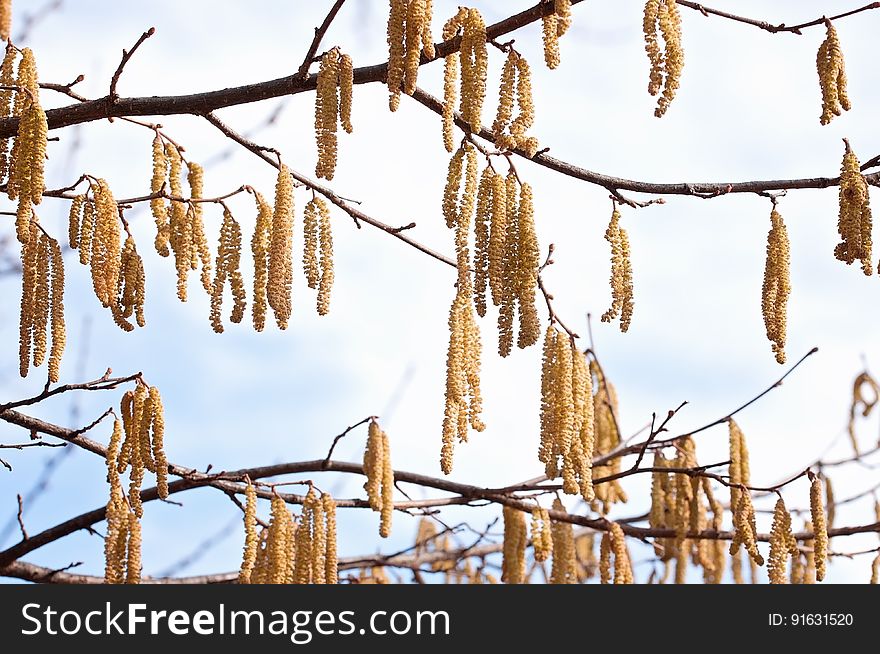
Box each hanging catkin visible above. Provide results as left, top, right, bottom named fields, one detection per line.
left=440, top=8, right=486, bottom=150
left=834, top=139, right=872, bottom=276
left=493, top=50, right=539, bottom=157
left=364, top=419, right=395, bottom=538
left=761, top=206, right=791, bottom=364
left=549, top=499, right=577, bottom=584
left=150, top=134, right=170, bottom=256
left=268, top=166, right=294, bottom=329
left=817, top=20, right=851, bottom=125
left=768, top=497, right=798, bottom=584
left=728, top=418, right=750, bottom=517
left=0, top=44, right=18, bottom=183
left=542, top=0, right=573, bottom=69
left=323, top=493, right=338, bottom=584
left=250, top=191, right=273, bottom=332
left=0, top=0, right=11, bottom=45
left=210, top=208, right=246, bottom=333
left=473, top=166, right=493, bottom=316
left=501, top=506, right=527, bottom=584
left=442, top=142, right=478, bottom=288
left=590, top=363, right=627, bottom=512
left=530, top=505, right=553, bottom=563
left=315, top=49, right=340, bottom=180
left=643, top=0, right=684, bottom=117
left=163, top=144, right=192, bottom=301
left=239, top=480, right=259, bottom=583
left=440, top=281, right=486, bottom=475
left=111, top=235, right=147, bottom=332
left=809, top=476, right=828, bottom=581
left=90, top=179, right=122, bottom=309
left=303, top=196, right=335, bottom=315
left=186, top=162, right=212, bottom=294
left=601, top=206, right=634, bottom=332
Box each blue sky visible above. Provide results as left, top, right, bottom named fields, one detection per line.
left=1, top=0, right=879, bottom=583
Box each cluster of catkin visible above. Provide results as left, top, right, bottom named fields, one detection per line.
left=600, top=206, right=634, bottom=333
left=472, top=163, right=541, bottom=355
left=241, top=488, right=338, bottom=585
left=643, top=0, right=684, bottom=118
left=541, top=0, right=573, bottom=70
left=104, top=419, right=142, bottom=584
left=834, top=140, right=873, bottom=276
left=116, top=384, right=169, bottom=520
left=387, top=0, right=435, bottom=111
left=364, top=420, right=394, bottom=538
left=315, top=48, right=353, bottom=180
left=18, top=223, right=65, bottom=382
left=150, top=136, right=211, bottom=300
left=3, top=47, right=48, bottom=244
left=649, top=442, right=726, bottom=583
left=768, top=497, right=798, bottom=584
left=599, top=522, right=633, bottom=584
left=817, top=20, right=850, bottom=125
left=538, top=327, right=596, bottom=501
left=761, top=206, right=791, bottom=364
left=492, top=49, right=539, bottom=157
left=590, top=363, right=627, bottom=512
left=441, top=7, right=486, bottom=151
left=303, top=196, right=334, bottom=315
left=69, top=183, right=146, bottom=332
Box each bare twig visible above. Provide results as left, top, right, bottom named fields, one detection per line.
left=109, top=27, right=156, bottom=102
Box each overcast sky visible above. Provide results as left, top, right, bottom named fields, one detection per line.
left=1, top=1, right=879, bottom=583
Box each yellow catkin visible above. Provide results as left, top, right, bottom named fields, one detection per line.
left=323, top=493, right=338, bottom=584
left=250, top=191, right=273, bottom=332
left=387, top=0, right=407, bottom=111
left=542, top=13, right=560, bottom=70
left=403, top=0, right=426, bottom=96
left=379, top=429, right=394, bottom=538
left=104, top=481, right=127, bottom=584
left=515, top=182, right=540, bottom=348
left=488, top=172, right=507, bottom=307
left=112, top=235, right=145, bottom=332
left=459, top=9, right=487, bottom=133
left=338, top=53, right=353, bottom=134
left=0, top=1, right=11, bottom=48
left=316, top=197, right=334, bottom=316
left=473, top=166, right=493, bottom=317
left=555, top=0, right=573, bottom=36
left=267, top=496, right=291, bottom=584
left=148, top=386, right=168, bottom=499
left=609, top=522, right=633, bottom=584
left=210, top=208, right=246, bottom=333
left=303, top=198, right=320, bottom=289
left=493, top=50, right=517, bottom=148
left=0, top=44, right=17, bottom=182
left=817, top=20, right=850, bottom=125
left=315, top=49, right=340, bottom=180
left=78, top=200, right=95, bottom=266
left=810, top=476, right=828, bottom=582
left=150, top=134, right=170, bottom=256
left=310, top=493, right=326, bottom=584
left=871, top=553, right=879, bottom=584
left=9, top=101, right=47, bottom=242
left=730, top=489, right=763, bottom=566
left=501, top=506, right=527, bottom=584
left=364, top=420, right=385, bottom=510
left=421, top=0, right=435, bottom=58
left=825, top=475, right=835, bottom=532
left=590, top=364, right=627, bottom=511
left=239, top=480, right=258, bottom=583
left=599, top=531, right=612, bottom=584
left=440, top=8, right=467, bottom=151
left=530, top=506, right=552, bottom=562
left=834, top=140, right=872, bottom=276
left=644, top=0, right=683, bottom=118
left=728, top=419, right=750, bottom=511
left=47, top=236, right=65, bottom=383
left=761, top=207, right=791, bottom=364
left=67, top=194, right=85, bottom=250
left=600, top=207, right=634, bottom=332
left=91, top=179, right=122, bottom=309
left=549, top=499, right=576, bottom=584
left=30, top=232, right=49, bottom=370
left=498, top=171, right=519, bottom=357
left=268, top=166, right=294, bottom=329
left=125, top=513, right=142, bottom=584
left=17, top=223, right=37, bottom=377
left=768, top=497, right=795, bottom=584
left=443, top=143, right=478, bottom=288
left=164, top=144, right=191, bottom=301
left=187, top=162, right=212, bottom=294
